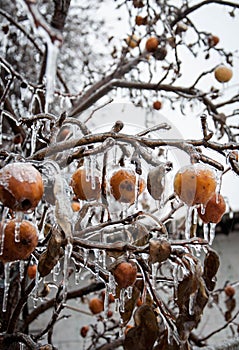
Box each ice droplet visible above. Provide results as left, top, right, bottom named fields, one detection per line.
left=2, top=262, right=11, bottom=312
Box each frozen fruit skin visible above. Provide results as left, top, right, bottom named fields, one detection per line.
left=153, top=100, right=162, bottom=110
left=27, top=264, right=37, bottom=279
left=0, top=220, right=38, bottom=263
left=145, top=37, right=159, bottom=52
left=173, top=164, right=217, bottom=206
left=214, top=66, right=233, bottom=83
left=113, top=261, right=137, bottom=289
left=110, top=169, right=145, bottom=204
left=197, top=193, right=226, bottom=224
left=71, top=167, right=101, bottom=201
left=89, top=298, right=104, bottom=314
left=0, top=163, right=44, bottom=212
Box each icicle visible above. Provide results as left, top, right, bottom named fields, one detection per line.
left=203, top=223, right=209, bottom=242
left=62, top=242, right=73, bottom=302
left=83, top=248, right=89, bottom=266
left=216, top=171, right=223, bottom=200
left=0, top=110, right=3, bottom=146
left=101, top=249, right=107, bottom=270
left=103, top=286, right=109, bottom=318
left=119, top=288, right=125, bottom=312
left=189, top=293, right=196, bottom=316
left=0, top=220, right=7, bottom=256
left=2, top=262, right=11, bottom=312
left=193, top=244, right=202, bottom=258
left=44, top=40, right=60, bottom=113
left=229, top=210, right=234, bottom=219
left=90, top=155, right=96, bottom=190
left=93, top=249, right=100, bottom=281
left=114, top=298, right=120, bottom=312
left=53, top=260, right=61, bottom=282
left=113, top=145, right=117, bottom=165
left=151, top=262, right=158, bottom=289
left=75, top=266, right=82, bottom=285
left=33, top=270, right=40, bottom=308
left=14, top=211, right=23, bottom=243
left=134, top=173, right=139, bottom=211
left=185, top=206, right=193, bottom=240
left=30, top=121, right=39, bottom=156
left=108, top=272, right=116, bottom=295
left=85, top=158, right=90, bottom=182
left=209, top=223, right=216, bottom=245
left=20, top=82, right=28, bottom=102
left=19, top=260, right=25, bottom=281
left=200, top=203, right=206, bottom=215
left=126, top=286, right=133, bottom=299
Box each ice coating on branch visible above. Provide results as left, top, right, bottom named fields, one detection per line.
left=44, top=39, right=60, bottom=113
left=54, top=173, right=74, bottom=239
left=2, top=262, right=11, bottom=312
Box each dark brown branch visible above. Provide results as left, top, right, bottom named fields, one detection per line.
left=51, top=0, right=71, bottom=31
left=170, top=1, right=239, bottom=27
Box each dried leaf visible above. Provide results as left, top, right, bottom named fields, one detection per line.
left=38, top=228, right=63, bottom=277
left=124, top=304, right=159, bottom=350
left=149, top=238, right=171, bottom=264
left=203, top=248, right=220, bottom=291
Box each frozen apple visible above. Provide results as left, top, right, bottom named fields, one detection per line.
left=0, top=220, right=38, bottom=263
left=145, top=37, right=159, bottom=52
left=197, top=193, right=226, bottom=224
left=113, top=261, right=137, bottom=289
left=173, top=164, right=217, bottom=206
left=71, top=167, right=101, bottom=201
left=89, top=297, right=104, bottom=314
left=214, top=65, right=233, bottom=83
left=0, top=162, right=44, bottom=212
left=110, top=169, right=145, bottom=204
